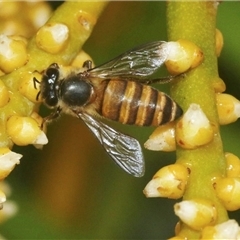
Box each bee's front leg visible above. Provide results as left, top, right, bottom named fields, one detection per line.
left=82, top=60, right=93, bottom=70
left=41, top=106, right=62, bottom=129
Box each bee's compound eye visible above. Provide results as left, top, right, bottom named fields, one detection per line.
left=61, top=76, right=92, bottom=106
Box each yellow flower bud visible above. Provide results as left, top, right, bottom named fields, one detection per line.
left=30, top=112, right=46, bottom=149
left=144, top=122, right=176, bottom=152
left=0, top=79, right=9, bottom=107
left=0, top=147, right=22, bottom=180
left=214, top=177, right=240, bottom=211
left=18, top=71, right=42, bottom=103
left=0, top=34, right=28, bottom=73
left=36, top=23, right=69, bottom=54
left=143, top=164, right=189, bottom=199
left=215, top=29, right=223, bottom=57
left=0, top=190, right=6, bottom=205
left=71, top=50, right=94, bottom=68
left=0, top=181, right=12, bottom=197
left=225, top=152, right=240, bottom=178
left=30, top=112, right=44, bottom=128
left=216, top=93, right=240, bottom=125
left=201, top=220, right=240, bottom=239
left=25, top=1, right=52, bottom=29
left=6, top=115, right=48, bottom=146
left=174, top=199, right=217, bottom=230
left=212, top=77, right=226, bottom=93
left=176, top=104, right=214, bottom=149
left=164, top=39, right=203, bottom=75
left=0, top=200, right=18, bottom=223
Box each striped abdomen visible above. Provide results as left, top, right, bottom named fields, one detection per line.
left=97, top=79, right=182, bottom=126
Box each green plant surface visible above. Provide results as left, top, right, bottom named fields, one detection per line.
left=167, top=2, right=226, bottom=238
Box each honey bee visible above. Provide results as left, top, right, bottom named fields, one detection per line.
left=37, top=41, right=183, bottom=177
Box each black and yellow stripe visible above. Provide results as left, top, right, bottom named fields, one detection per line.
left=98, top=79, right=182, bottom=126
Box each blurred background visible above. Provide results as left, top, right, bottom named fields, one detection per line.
left=1, top=1, right=240, bottom=239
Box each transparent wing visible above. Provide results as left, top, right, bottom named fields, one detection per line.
left=78, top=112, right=145, bottom=177
left=88, top=41, right=168, bottom=79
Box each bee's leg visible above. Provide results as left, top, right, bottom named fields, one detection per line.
left=41, top=106, right=62, bottom=129
left=33, top=77, right=42, bottom=101
left=82, top=60, right=92, bottom=70
left=33, top=77, right=40, bottom=89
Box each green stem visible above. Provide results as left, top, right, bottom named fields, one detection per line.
left=167, top=2, right=228, bottom=238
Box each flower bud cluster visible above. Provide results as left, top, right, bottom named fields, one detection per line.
left=0, top=1, right=51, bottom=38
left=0, top=2, right=52, bottom=191
left=212, top=28, right=240, bottom=125
left=0, top=38, right=47, bottom=147
left=0, top=1, right=106, bottom=212
left=145, top=30, right=240, bottom=239
left=144, top=103, right=215, bottom=151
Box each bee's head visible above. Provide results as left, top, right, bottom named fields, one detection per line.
left=40, top=63, right=60, bottom=108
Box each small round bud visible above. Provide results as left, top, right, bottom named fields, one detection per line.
left=71, top=50, right=94, bottom=68
left=0, top=200, right=18, bottom=223
left=6, top=115, right=48, bottom=146
left=164, top=39, right=203, bottom=75
left=144, top=122, right=176, bottom=152
left=0, top=190, right=6, bottom=205
left=174, top=199, right=217, bottom=230
left=36, top=23, right=69, bottom=54
left=0, top=147, right=22, bottom=180
left=0, top=35, right=28, bottom=73
left=143, top=164, right=189, bottom=199
left=176, top=104, right=214, bottom=149
left=215, top=29, right=223, bottom=57
left=214, top=177, right=240, bottom=211
left=201, top=220, right=240, bottom=239
left=225, top=152, right=240, bottom=178
left=216, top=93, right=240, bottom=125
left=212, top=77, right=226, bottom=93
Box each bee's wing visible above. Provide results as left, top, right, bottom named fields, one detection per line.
left=78, top=112, right=145, bottom=177
left=88, top=41, right=168, bottom=79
